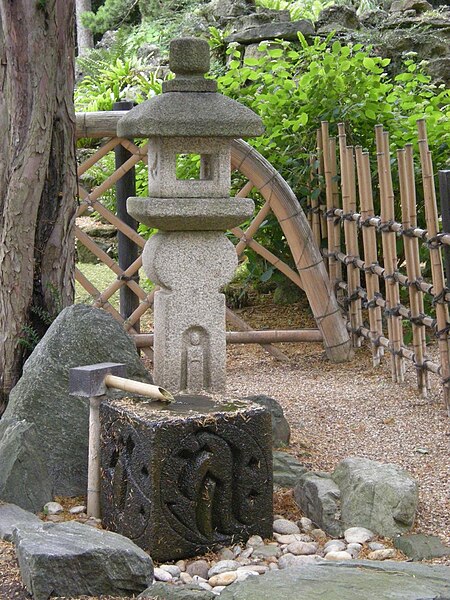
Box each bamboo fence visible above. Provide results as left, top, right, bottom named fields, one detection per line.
left=314, top=120, right=450, bottom=415
left=75, top=112, right=352, bottom=365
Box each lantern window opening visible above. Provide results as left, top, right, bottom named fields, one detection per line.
left=175, top=153, right=213, bottom=181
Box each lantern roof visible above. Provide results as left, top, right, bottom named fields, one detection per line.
left=117, top=37, right=264, bottom=139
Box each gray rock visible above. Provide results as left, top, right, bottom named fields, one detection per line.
left=208, top=560, right=240, bottom=577
left=278, top=554, right=321, bottom=569
left=1, top=304, right=150, bottom=500
left=332, top=457, right=418, bottom=537
left=243, top=396, right=291, bottom=447
left=273, top=518, right=300, bottom=535
left=13, top=521, right=153, bottom=600
left=0, top=503, right=41, bottom=541
left=0, top=419, right=53, bottom=512
left=219, top=561, right=450, bottom=599
left=273, top=450, right=307, bottom=488
left=138, top=582, right=215, bottom=599
left=344, top=527, right=375, bottom=545
left=294, top=472, right=343, bottom=538
left=252, top=544, right=281, bottom=559
left=401, top=0, right=432, bottom=12
left=394, top=534, right=450, bottom=560
left=226, top=20, right=315, bottom=44
left=187, top=560, right=211, bottom=579
left=317, top=5, right=360, bottom=31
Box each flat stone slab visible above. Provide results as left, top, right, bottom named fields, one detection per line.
left=394, top=534, right=450, bottom=560
left=219, top=560, right=450, bottom=599
left=13, top=521, right=153, bottom=600
left=138, top=582, right=215, bottom=599
left=0, top=502, right=41, bottom=541
left=101, top=394, right=273, bottom=562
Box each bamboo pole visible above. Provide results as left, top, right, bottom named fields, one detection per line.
left=417, top=119, right=450, bottom=414
left=330, top=136, right=343, bottom=296
left=316, top=129, right=327, bottom=241
left=398, top=147, right=429, bottom=397
left=310, top=152, right=322, bottom=248
left=376, top=125, right=403, bottom=382
left=321, top=122, right=338, bottom=287
left=225, top=308, right=290, bottom=362
left=338, top=124, right=362, bottom=347
left=234, top=201, right=271, bottom=255
left=104, top=374, right=173, bottom=401
left=87, top=396, right=102, bottom=519
left=355, top=146, right=383, bottom=366
left=133, top=329, right=323, bottom=347
left=77, top=137, right=123, bottom=176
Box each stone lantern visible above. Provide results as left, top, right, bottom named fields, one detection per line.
left=101, top=41, right=273, bottom=560
left=118, top=37, right=264, bottom=395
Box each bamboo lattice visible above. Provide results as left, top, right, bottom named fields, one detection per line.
left=314, top=121, right=450, bottom=415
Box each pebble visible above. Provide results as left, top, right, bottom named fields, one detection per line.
left=176, top=559, right=186, bottom=572
left=45, top=514, right=65, bottom=523
left=198, top=582, right=213, bottom=592
left=368, top=542, right=385, bottom=551
left=310, top=528, right=328, bottom=543
left=43, top=502, right=64, bottom=515
left=153, top=567, right=173, bottom=582
left=252, top=544, right=282, bottom=559
left=324, top=540, right=347, bottom=553
left=192, top=575, right=208, bottom=584
left=274, top=533, right=311, bottom=544
left=278, top=553, right=321, bottom=569
left=347, top=543, right=362, bottom=558
left=212, top=586, right=226, bottom=595
left=233, top=545, right=242, bottom=557
left=299, top=517, right=313, bottom=532
left=324, top=550, right=353, bottom=561
left=68, top=505, right=86, bottom=515
left=180, top=572, right=193, bottom=584
left=208, top=560, right=240, bottom=578
left=286, top=541, right=318, bottom=556
left=239, top=547, right=253, bottom=559
left=236, top=564, right=268, bottom=574
left=235, top=570, right=260, bottom=582
left=187, top=560, right=210, bottom=579
left=246, top=535, right=264, bottom=548
left=208, top=572, right=237, bottom=587
left=344, top=527, right=375, bottom=544
left=367, top=548, right=396, bottom=560
left=218, top=547, right=235, bottom=561
left=273, top=518, right=300, bottom=535
left=160, top=564, right=181, bottom=577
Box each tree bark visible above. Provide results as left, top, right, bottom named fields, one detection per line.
left=0, top=0, right=77, bottom=412
left=76, top=0, right=94, bottom=55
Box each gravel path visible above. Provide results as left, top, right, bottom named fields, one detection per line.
left=227, top=336, right=450, bottom=553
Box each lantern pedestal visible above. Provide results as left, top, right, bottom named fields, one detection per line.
left=100, top=395, right=273, bottom=562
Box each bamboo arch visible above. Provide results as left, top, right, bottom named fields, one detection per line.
left=75, top=112, right=352, bottom=363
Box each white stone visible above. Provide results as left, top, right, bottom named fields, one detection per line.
left=268, top=563, right=279, bottom=570
left=347, top=543, right=362, bottom=558
left=274, top=533, right=312, bottom=544
left=233, top=545, right=242, bottom=557
left=367, top=548, right=397, bottom=560
left=300, top=517, right=313, bottom=532
left=68, top=505, right=86, bottom=515
left=43, top=502, right=64, bottom=515
left=218, top=547, right=235, bottom=561
left=278, top=553, right=322, bottom=569
left=192, top=575, right=208, bottom=584
left=240, top=547, right=254, bottom=559
left=209, top=571, right=237, bottom=587
left=368, top=542, right=385, bottom=551
left=160, top=564, right=181, bottom=577
left=212, top=586, right=226, bottom=595
left=180, top=572, right=193, bottom=584
left=344, top=527, right=375, bottom=544
left=324, top=551, right=353, bottom=561
left=246, top=535, right=264, bottom=548
left=236, top=565, right=268, bottom=574
left=310, top=528, right=328, bottom=543
left=198, top=582, right=213, bottom=591
left=208, top=560, right=240, bottom=578
left=273, top=518, right=300, bottom=535
left=153, top=567, right=173, bottom=582
left=286, top=541, right=318, bottom=556
left=176, top=559, right=186, bottom=572
left=324, top=540, right=347, bottom=553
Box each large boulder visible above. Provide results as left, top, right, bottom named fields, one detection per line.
left=294, top=472, right=343, bottom=537
left=13, top=520, right=153, bottom=600
left=0, top=419, right=53, bottom=512
left=393, top=534, right=450, bottom=560
left=0, top=503, right=41, bottom=542
left=219, top=560, right=450, bottom=600
left=332, top=457, right=418, bottom=537
left=0, top=304, right=151, bottom=502
left=316, top=5, right=360, bottom=32
left=226, top=20, right=315, bottom=44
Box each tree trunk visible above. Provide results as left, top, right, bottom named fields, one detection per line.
left=76, top=0, right=94, bottom=55
left=0, top=0, right=77, bottom=413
